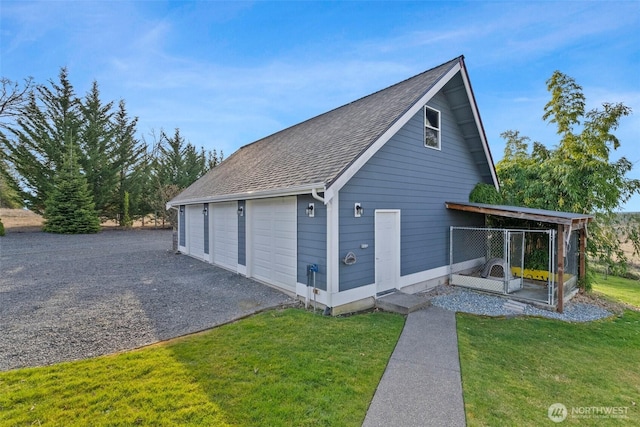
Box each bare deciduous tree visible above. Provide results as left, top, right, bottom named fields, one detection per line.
left=0, top=77, right=35, bottom=124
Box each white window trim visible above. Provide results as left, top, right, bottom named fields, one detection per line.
left=424, top=105, right=441, bottom=150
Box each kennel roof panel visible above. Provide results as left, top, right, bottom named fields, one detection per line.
left=445, top=202, right=593, bottom=229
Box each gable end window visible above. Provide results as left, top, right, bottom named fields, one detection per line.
left=424, top=106, right=441, bottom=150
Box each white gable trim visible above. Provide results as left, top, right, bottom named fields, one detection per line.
left=458, top=61, right=500, bottom=189
left=324, top=61, right=462, bottom=202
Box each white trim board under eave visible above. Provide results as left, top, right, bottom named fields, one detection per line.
left=324, top=61, right=462, bottom=202
left=167, top=182, right=326, bottom=209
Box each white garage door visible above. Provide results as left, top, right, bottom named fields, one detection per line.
left=249, top=197, right=297, bottom=291
left=186, top=204, right=206, bottom=260
left=211, top=201, right=238, bottom=271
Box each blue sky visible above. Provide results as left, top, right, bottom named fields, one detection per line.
left=2, top=1, right=639, bottom=211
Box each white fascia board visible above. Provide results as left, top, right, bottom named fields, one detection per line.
left=166, top=182, right=327, bottom=208
left=324, top=62, right=462, bottom=201
left=458, top=62, right=500, bottom=190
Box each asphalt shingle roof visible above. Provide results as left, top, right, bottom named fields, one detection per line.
left=170, top=56, right=462, bottom=205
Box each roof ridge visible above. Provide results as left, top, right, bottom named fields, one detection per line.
left=237, top=56, right=463, bottom=152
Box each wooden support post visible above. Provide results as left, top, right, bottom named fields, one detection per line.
left=557, top=224, right=565, bottom=313
left=579, top=228, right=586, bottom=284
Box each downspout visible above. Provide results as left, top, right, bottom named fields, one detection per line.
left=311, top=188, right=326, bottom=204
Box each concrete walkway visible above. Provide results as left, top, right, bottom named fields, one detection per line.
left=363, top=306, right=466, bottom=427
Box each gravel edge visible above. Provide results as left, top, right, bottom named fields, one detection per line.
left=424, top=285, right=617, bottom=322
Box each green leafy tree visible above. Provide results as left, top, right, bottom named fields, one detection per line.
left=495, top=71, right=640, bottom=275
left=469, top=183, right=502, bottom=205
left=43, top=142, right=100, bottom=234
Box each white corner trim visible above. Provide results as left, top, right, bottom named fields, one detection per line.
left=237, top=264, right=247, bottom=276
left=325, top=193, right=340, bottom=308
left=296, top=282, right=329, bottom=307
left=324, top=62, right=462, bottom=201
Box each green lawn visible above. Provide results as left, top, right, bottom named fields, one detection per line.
left=0, top=308, right=404, bottom=426
left=457, top=275, right=640, bottom=426
left=4, top=277, right=638, bottom=426
left=593, top=274, right=640, bottom=308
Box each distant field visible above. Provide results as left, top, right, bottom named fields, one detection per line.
left=0, top=208, right=43, bottom=231
left=622, top=241, right=640, bottom=276
left=0, top=208, right=169, bottom=231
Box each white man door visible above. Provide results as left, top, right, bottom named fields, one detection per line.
left=375, top=210, right=400, bottom=294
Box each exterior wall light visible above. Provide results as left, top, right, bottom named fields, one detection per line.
left=237, top=206, right=244, bottom=216
left=354, top=203, right=363, bottom=218
left=306, top=203, right=315, bottom=217
left=202, top=205, right=208, bottom=215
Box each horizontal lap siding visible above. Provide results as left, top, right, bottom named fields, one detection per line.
left=297, top=195, right=327, bottom=290
left=339, top=91, right=488, bottom=291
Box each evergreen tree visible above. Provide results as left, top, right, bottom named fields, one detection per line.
left=0, top=153, right=22, bottom=208
left=78, top=81, right=116, bottom=219
left=150, top=128, right=213, bottom=227
left=122, top=191, right=132, bottom=227
left=43, top=142, right=100, bottom=234
left=109, top=100, right=147, bottom=225
left=1, top=68, right=80, bottom=214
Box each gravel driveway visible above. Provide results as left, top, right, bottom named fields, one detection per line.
left=0, top=229, right=295, bottom=371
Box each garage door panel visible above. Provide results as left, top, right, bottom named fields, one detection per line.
left=211, top=202, right=238, bottom=271
left=250, top=197, right=297, bottom=290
